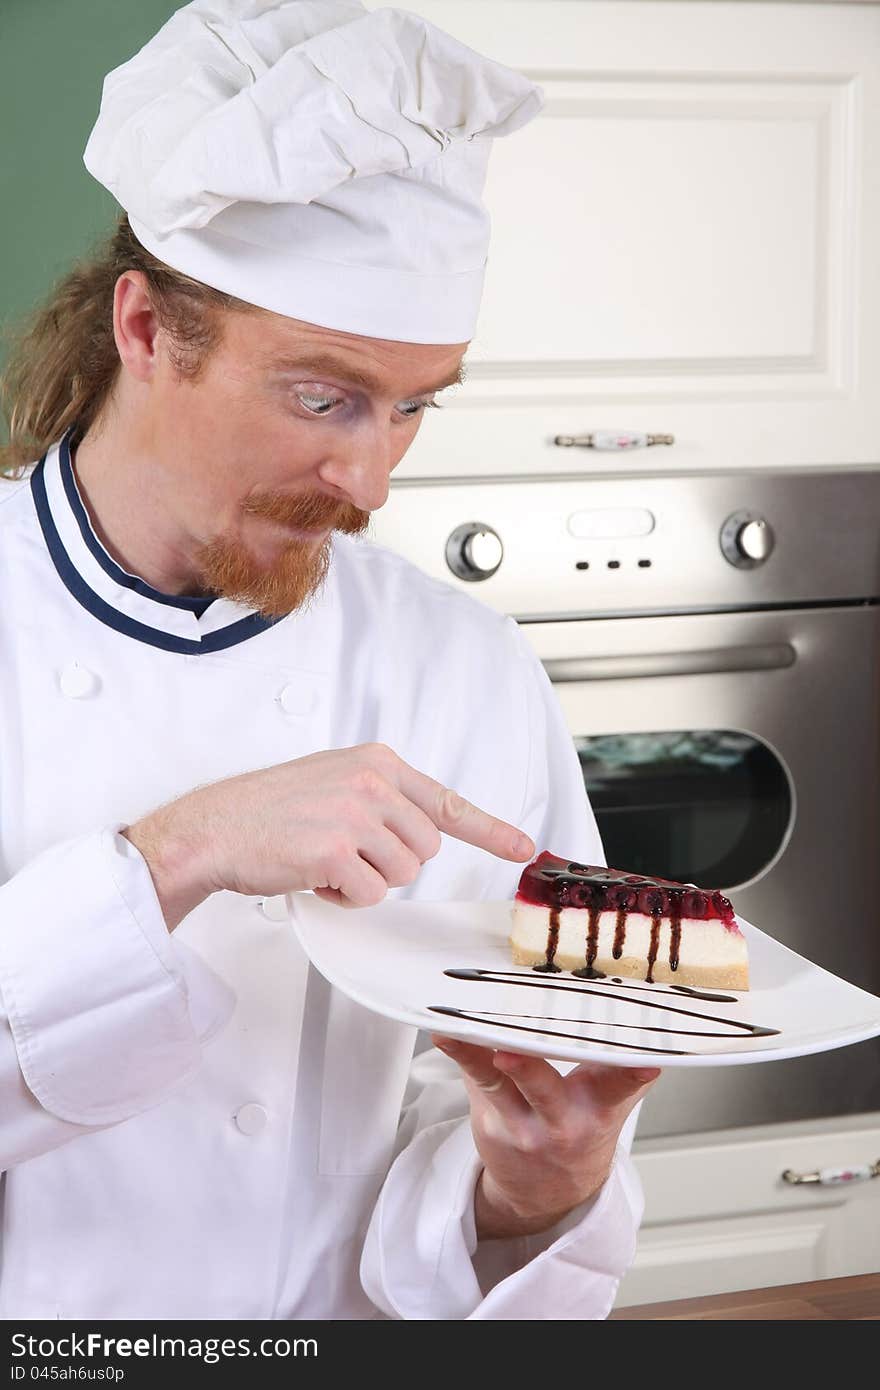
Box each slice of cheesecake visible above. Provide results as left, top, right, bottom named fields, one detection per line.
left=510, top=852, right=749, bottom=990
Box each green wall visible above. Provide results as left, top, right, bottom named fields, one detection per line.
left=0, top=0, right=181, bottom=435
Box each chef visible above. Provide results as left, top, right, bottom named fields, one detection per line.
left=0, top=0, right=658, bottom=1320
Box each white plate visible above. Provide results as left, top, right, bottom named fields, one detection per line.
left=288, top=895, right=880, bottom=1068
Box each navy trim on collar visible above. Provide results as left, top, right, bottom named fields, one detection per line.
left=60, top=431, right=215, bottom=616
left=31, top=448, right=284, bottom=655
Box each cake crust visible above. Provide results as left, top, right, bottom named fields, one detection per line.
left=510, top=940, right=749, bottom=991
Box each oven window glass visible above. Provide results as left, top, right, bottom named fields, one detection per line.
left=576, top=730, right=792, bottom=889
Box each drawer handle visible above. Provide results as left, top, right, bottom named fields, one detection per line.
left=554, top=430, right=675, bottom=451
left=781, top=1160, right=880, bottom=1187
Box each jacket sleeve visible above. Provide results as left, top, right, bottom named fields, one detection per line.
left=360, top=1044, right=645, bottom=1320
left=0, top=827, right=234, bottom=1168
left=360, top=625, right=646, bottom=1319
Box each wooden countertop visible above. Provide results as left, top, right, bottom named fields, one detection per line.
left=609, top=1272, right=880, bottom=1320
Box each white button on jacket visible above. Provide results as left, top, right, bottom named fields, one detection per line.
left=59, top=661, right=101, bottom=698
left=0, top=435, right=644, bottom=1320
left=234, top=1104, right=269, bottom=1137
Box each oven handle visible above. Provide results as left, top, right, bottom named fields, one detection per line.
left=542, top=643, right=797, bottom=683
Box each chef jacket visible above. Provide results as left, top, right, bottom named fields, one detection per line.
left=0, top=431, right=644, bottom=1319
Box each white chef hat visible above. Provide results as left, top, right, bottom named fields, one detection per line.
left=82, top=0, right=542, bottom=343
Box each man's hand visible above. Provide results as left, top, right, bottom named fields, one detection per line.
left=431, top=1035, right=660, bottom=1240
left=123, top=743, right=534, bottom=930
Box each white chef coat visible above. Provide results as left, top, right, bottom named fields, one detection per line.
left=0, top=431, right=645, bottom=1320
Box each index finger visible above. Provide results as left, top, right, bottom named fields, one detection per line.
left=396, top=762, right=534, bottom=862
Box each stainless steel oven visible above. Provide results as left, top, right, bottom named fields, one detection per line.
left=371, top=466, right=880, bottom=1138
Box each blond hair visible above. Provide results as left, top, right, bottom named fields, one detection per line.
left=0, top=214, right=256, bottom=479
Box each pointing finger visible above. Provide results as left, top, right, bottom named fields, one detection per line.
left=397, top=764, right=534, bottom=863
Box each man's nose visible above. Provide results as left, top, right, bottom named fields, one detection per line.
left=316, top=423, right=393, bottom=512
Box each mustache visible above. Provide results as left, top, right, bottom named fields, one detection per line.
left=242, top=489, right=369, bottom=536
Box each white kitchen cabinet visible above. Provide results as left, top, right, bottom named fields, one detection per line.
left=613, top=1112, right=880, bottom=1308
left=391, top=2, right=880, bottom=479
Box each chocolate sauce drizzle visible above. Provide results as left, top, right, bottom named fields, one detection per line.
left=433, top=1005, right=760, bottom=1043
left=446, top=967, right=741, bottom=1007
left=429, top=1005, right=685, bottom=1056
left=546, top=891, right=685, bottom=983
left=533, top=907, right=562, bottom=974
left=613, top=909, right=627, bottom=960
left=441, top=967, right=780, bottom=1052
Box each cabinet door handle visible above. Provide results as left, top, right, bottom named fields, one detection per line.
left=554, top=431, right=675, bottom=450
left=781, top=1160, right=880, bottom=1187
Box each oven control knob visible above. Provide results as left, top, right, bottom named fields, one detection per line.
left=445, top=522, right=504, bottom=582
left=720, top=511, right=775, bottom=569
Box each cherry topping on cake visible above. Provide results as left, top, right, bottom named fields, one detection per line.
left=515, top=851, right=736, bottom=926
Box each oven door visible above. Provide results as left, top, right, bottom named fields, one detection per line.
left=521, top=604, right=880, bottom=1137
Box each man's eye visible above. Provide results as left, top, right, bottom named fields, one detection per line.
left=296, top=392, right=341, bottom=415
left=397, top=397, right=438, bottom=418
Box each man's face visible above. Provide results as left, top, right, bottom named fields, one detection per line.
left=145, top=305, right=467, bottom=617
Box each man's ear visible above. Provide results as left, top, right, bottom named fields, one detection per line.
left=112, top=271, right=160, bottom=384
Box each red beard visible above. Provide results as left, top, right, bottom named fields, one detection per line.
left=193, top=490, right=369, bottom=618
